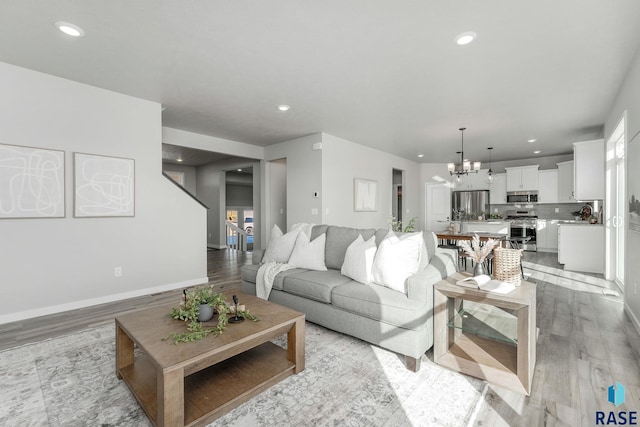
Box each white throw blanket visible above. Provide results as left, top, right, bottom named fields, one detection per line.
left=256, top=261, right=295, bottom=300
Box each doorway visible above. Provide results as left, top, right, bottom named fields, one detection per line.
left=392, top=169, right=404, bottom=227
left=606, top=114, right=626, bottom=290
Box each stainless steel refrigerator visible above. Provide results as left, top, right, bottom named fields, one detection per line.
left=451, top=190, right=490, bottom=220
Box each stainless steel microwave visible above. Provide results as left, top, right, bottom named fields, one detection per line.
left=506, top=191, right=538, bottom=203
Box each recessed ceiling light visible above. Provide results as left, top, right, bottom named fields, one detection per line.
left=237, top=168, right=242, bottom=172
left=533, top=150, right=541, bottom=154
left=177, top=157, right=183, bottom=162
left=55, top=21, right=85, bottom=37
left=455, top=32, right=477, bottom=46
left=528, top=139, right=537, bottom=143
left=278, top=105, right=290, bottom=111
left=417, top=154, right=424, bottom=158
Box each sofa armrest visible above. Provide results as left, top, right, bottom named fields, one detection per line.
left=406, top=248, right=459, bottom=302
left=252, top=249, right=265, bottom=265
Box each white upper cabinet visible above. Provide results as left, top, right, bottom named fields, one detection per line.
left=573, top=139, right=604, bottom=200
left=489, top=173, right=507, bottom=204
left=505, top=165, right=539, bottom=191
left=557, top=160, right=575, bottom=202
left=538, top=169, right=559, bottom=203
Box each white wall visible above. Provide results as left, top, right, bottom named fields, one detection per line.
left=269, top=159, right=287, bottom=234
left=162, top=127, right=264, bottom=159
left=162, top=162, right=197, bottom=193
left=604, top=47, right=640, bottom=332
left=264, top=134, right=323, bottom=236
left=321, top=134, right=420, bottom=229
left=226, top=184, right=252, bottom=206
left=196, top=164, right=226, bottom=248
left=0, top=62, right=207, bottom=323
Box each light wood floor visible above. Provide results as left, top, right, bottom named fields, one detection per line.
left=470, top=251, right=640, bottom=426
left=0, top=249, right=251, bottom=351
left=1, top=249, right=638, bottom=425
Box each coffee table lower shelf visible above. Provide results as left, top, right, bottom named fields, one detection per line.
left=118, top=342, right=294, bottom=427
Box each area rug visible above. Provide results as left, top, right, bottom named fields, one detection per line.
left=0, top=322, right=486, bottom=426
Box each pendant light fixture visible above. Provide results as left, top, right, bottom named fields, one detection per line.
left=485, top=147, right=494, bottom=184
left=448, top=127, right=481, bottom=181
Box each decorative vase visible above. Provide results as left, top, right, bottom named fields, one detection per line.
left=473, top=262, right=485, bottom=277
left=198, top=304, right=214, bottom=322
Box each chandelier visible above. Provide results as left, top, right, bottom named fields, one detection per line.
left=448, top=127, right=480, bottom=180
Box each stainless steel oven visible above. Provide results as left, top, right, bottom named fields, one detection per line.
left=506, top=210, right=537, bottom=251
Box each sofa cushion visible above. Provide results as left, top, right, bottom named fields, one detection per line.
left=241, top=264, right=309, bottom=291
left=332, top=282, right=428, bottom=329
left=310, top=224, right=329, bottom=240
left=341, top=235, right=377, bottom=284
left=282, top=270, right=352, bottom=303
left=325, top=226, right=376, bottom=270
left=288, top=232, right=327, bottom=271
left=241, top=263, right=260, bottom=283
left=263, top=225, right=300, bottom=263
left=371, top=230, right=423, bottom=293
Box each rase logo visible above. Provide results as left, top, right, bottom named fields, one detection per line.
left=596, top=382, right=637, bottom=425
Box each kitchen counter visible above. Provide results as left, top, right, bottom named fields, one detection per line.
left=460, top=221, right=510, bottom=236
left=555, top=222, right=603, bottom=226
left=558, top=224, right=604, bottom=273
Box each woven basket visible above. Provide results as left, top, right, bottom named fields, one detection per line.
left=493, top=247, right=523, bottom=286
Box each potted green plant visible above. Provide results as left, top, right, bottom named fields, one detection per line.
left=168, top=286, right=258, bottom=344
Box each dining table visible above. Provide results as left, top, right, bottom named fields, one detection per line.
left=435, top=231, right=509, bottom=248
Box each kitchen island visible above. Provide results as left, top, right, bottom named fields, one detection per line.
left=558, top=223, right=605, bottom=273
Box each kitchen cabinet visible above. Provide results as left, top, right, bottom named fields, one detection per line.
left=574, top=139, right=604, bottom=200
left=505, top=165, right=539, bottom=192
left=456, top=169, right=490, bottom=190
left=537, top=170, right=558, bottom=203
left=558, top=224, right=604, bottom=273
left=489, top=173, right=507, bottom=205
left=557, top=161, right=575, bottom=202
left=537, top=219, right=558, bottom=252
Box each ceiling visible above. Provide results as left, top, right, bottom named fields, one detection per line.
left=2, top=1, right=639, bottom=164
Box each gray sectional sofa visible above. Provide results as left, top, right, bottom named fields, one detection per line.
left=240, top=224, right=458, bottom=371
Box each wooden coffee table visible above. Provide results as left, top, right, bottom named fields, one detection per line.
left=115, top=291, right=305, bottom=427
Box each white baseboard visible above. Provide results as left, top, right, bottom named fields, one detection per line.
left=0, top=276, right=209, bottom=325
left=625, top=304, right=640, bottom=337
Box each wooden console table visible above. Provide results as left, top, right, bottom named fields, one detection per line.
left=434, top=272, right=536, bottom=395
left=115, top=292, right=305, bottom=426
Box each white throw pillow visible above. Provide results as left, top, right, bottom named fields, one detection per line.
left=288, top=232, right=327, bottom=271
left=262, top=225, right=300, bottom=264
left=341, top=235, right=377, bottom=284
left=371, top=230, right=424, bottom=293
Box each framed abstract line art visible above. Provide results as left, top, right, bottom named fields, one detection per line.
left=0, top=143, right=65, bottom=219
left=74, top=153, right=135, bottom=217
left=354, top=178, right=378, bottom=212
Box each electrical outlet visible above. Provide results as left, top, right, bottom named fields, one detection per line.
left=208, top=233, right=211, bottom=238
left=555, top=208, right=559, bottom=213
left=311, top=208, right=318, bottom=215
left=114, top=267, right=122, bottom=277
left=280, top=208, right=284, bottom=214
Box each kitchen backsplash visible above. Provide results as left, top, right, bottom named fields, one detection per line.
left=490, top=202, right=602, bottom=220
